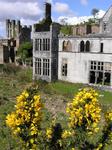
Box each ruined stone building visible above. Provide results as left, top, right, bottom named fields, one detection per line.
left=32, top=3, right=60, bottom=82
left=6, top=19, right=31, bottom=51
left=33, top=3, right=112, bottom=87
left=72, top=23, right=99, bottom=36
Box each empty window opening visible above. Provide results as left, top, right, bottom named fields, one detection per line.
left=100, top=43, right=103, bottom=53
left=62, top=40, right=72, bottom=51
left=85, top=41, right=90, bottom=52
left=67, top=41, right=72, bottom=51
left=89, top=61, right=111, bottom=86
left=80, top=41, right=85, bottom=52
left=62, top=41, right=67, bottom=51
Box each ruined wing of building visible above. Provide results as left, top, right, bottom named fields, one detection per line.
left=0, top=19, right=31, bottom=64
left=33, top=3, right=112, bottom=87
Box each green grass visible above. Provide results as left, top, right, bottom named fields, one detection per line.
left=37, top=80, right=112, bottom=105
left=49, top=81, right=83, bottom=98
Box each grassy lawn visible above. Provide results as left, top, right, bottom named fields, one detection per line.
left=0, top=64, right=112, bottom=149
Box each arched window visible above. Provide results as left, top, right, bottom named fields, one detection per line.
left=62, top=41, right=67, bottom=51
left=66, top=41, right=72, bottom=51
left=85, top=41, right=90, bottom=52
left=80, top=41, right=84, bottom=52
left=62, top=40, right=72, bottom=52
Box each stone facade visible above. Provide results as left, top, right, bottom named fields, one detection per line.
left=58, top=36, right=112, bottom=86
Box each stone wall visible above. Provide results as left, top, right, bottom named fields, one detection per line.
left=73, top=24, right=99, bottom=36
left=58, top=36, right=112, bottom=85
left=0, top=45, right=9, bottom=64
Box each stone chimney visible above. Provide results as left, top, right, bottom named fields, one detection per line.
left=45, top=2, right=52, bottom=23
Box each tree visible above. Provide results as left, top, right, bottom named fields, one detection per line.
left=60, top=25, right=72, bottom=35
left=91, top=8, right=99, bottom=19
left=17, top=42, right=32, bottom=63
left=60, top=17, right=68, bottom=25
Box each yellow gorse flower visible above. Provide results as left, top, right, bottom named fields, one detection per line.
left=46, top=128, right=53, bottom=139
left=62, top=130, right=72, bottom=139
left=66, top=88, right=101, bottom=133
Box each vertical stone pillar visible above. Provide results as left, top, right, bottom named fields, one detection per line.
left=11, top=20, right=16, bottom=38
left=6, top=19, right=10, bottom=38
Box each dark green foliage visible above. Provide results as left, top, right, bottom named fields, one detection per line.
left=17, top=42, right=32, bottom=61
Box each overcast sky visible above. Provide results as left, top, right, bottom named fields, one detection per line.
left=0, top=0, right=111, bottom=37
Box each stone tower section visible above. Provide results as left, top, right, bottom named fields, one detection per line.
left=6, top=19, right=21, bottom=39
left=32, top=3, right=60, bottom=82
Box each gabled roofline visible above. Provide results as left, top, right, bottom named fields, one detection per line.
left=100, top=5, right=112, bottom=21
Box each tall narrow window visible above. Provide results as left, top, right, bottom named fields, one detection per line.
left=35, top=39, right=42, bottom=51
left=43, top=39, right=45, bottom=51
left=35, top=39, right=39, bottom=51
left=43, top=59, right=50, bottom=76
left=100, top=43, right=103, bottom=53
left=80, top=41, right=85, bottom=52
left=35, top=58, right=41, bottom=75
left=43, top=39, right=50, bottom=51
left=62, top=41, right=67, bottom=51
left=85, top=41, right=90, bottom=52
left=62, top=40, right=72, bottom=51
left=67, top=41, right=72, bottom=51
left=39, top=39, right=42, bottom=51
left=62, top=59, right=67, bottom=76
left=46, top=39, right=50, bottom=51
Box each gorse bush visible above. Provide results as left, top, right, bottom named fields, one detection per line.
left=6, top=86, right=43, bottom=149
left=6, top=87, right=112, bottom=150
